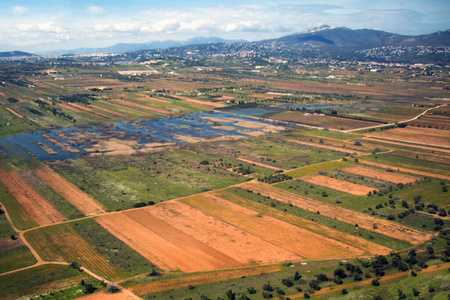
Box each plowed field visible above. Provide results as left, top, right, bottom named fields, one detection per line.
left=96, top=213, right=229, bottom=272
left=341, top=165, right=418, bottom=184
left=366, top=126, right=450, bottom=148
left=238, top=181, right=432, bottom=244
left=33, top=167, right=105, bottom=216
left=300, top=175, right=376, bottom=196
left=5, top=107, right=23, bottom=118
left=182, top=194, right=358, bottom=260
left=285, top=138, right=368, bottom=155
left=25, top=224, right=121, bottom=280
left=0, top=168, right=65, bottom=226
left=141, top=201, right=300, bottom=264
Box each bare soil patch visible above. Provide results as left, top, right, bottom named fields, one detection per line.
left=130, top=265, right=281, bottom=295
left=0, top=168, right=65, bottom=226
left=300, top=175, right=376, bottom=196
left=96, top=213, right=220, bottom=272
left=145, top=200, right=297, bottom=265
left=341, top=165, right=418, bottom=184
left=0, top=238, right=24, bottom=252
left=183, top=194, right=357, bottom=260
left=366, top=126, right=450, bottom=148
left=5, top=108, right=23, bottom=118
left=33, top=167, right=105, bottom=216
left=173, top=95, right=227, bottom=108
left=238, top=181, right=432, bottom=245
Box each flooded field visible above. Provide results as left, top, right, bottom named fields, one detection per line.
left=0, top=111, right=284, bottom=160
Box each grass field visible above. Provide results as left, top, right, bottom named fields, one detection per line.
left=0, top=264, right=89, bottom=300
left=0, top=245, right=37, bottom=273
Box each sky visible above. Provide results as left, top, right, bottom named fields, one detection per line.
left=0, top=0, right=449, bottom=52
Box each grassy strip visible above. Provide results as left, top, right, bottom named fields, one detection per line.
left=0, top=212, right=16, bottom=239
left=0, top=264, right=87, bottom=299
left=225, top=187, right=412, bottom=251
left=0, top=181, right=38, bottom=230
left=285, top=160, right=351, bottom=178
left=70, top=218, right=156, bottom=277
left=0, top=246, right=37, bottom=273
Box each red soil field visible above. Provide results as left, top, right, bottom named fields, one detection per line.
left=99, top=101, right=156, bottom=117
left=341, top=165, right=418, bottom=184
left=238, top=181, right=432, bottom=244
left=142, top=200, right=300, bottom=265
left=183, top=194, right=359, bottom=260
left=33, top=167, right=105, bottom=216
left=5, top=107, right=23, bottom=118
left=63, top=103, right=110, bottom=119
left=96, top=212, right=227, bottom=272
left=130, top=265, right=282, bottom=295
left=0, top=168, right=65, bottom=226
left=366, top=126, right=450, bottom=148
left=300, top=175, right=376, bottom=196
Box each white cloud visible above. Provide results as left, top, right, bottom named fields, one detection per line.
left=179, top=19, right=216, bottom=32
left=222, top=20, right=268, bottom=32
left=87, top=6, right=104, bottom=14
left=94, top=23, right=138, bottom=33
left=11, top=6, right=29, bottom=15
left=18, top=21, right=65, bottom=33
left=142, top=19, right=180, bottom=33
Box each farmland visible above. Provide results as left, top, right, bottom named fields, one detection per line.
left=0, top=53, right=449, bottom=300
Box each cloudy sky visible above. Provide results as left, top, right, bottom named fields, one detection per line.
left=1, top=0, right=449, bottom=52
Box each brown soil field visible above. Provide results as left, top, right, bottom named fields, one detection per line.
left=124, top=209, right=242, bottom=269
left=237, top=157, right=287, bottom=171
left=0, top=168, right=65, bottom=226
left=96, top=212, right=226, bottom=272
left=285, top=138, right=368, bottom=155
left=300, top=175, right=376, bottom=196
left=216, top=189, right=391, bottom=255
left=366, top=126, right=450, bottom=148
left=130, top=265, right=281, bottom=295
left=238, top=181, right=432, bottom=244
left=5, top=107, right=23, bottom=118
left=42, top=133, right=79, bottom=153
left=183, top=194, right=358, bottom=260
left=77, top=291, right=135, bottom=300
left=109, top=99, right=171, bottom=115
left=27, top=224, right=121, bottom=280
left=340, top=165, right=418, bottom=184
left=142, top=200, right=299, bottom=265
left=408, top=120, right=450, bottom=130
left=172, top=95, right=227, bottom=108
left=352, top=158, right=450, bottom=180
left=362, top=137, right=450, bottom=154
left=0, top=237, right=24, bottom=252
left=88, top=104, right=128, bottom=117
left=33, top=167, right=105, bottom=216
left=269, top=112, right=377, bottom=130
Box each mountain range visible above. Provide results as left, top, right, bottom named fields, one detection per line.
left=1, top=26, right=449, bottom=61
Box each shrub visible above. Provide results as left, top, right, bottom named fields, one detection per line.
left=354, top=140, right=362, bottom=146
left=371, top=279, right=380, bottom=286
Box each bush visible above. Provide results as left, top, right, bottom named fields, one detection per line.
left=371, top=279, right=380, bottom=286
left=354, top=140, right=362, bottom=146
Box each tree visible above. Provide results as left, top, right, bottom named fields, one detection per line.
left=371, top=279, right=380, bottom=286
left=226, top=289, right=235, bottom=300
left=294, top=271, right=301, bottom=281
left=397, top=288, right=406, bottom=299
left=412, top=287, right=420, bottom=296
left=334, top=268, right=347, bottom=279
left=341, top=288, right=348, bottom=295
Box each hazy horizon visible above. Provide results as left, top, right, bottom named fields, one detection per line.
left=1, top=0, right=449, bottom=52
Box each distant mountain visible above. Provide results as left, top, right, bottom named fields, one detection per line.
left=0, top=51, right=36, bottom=58
left=40, top=37, right=247, bottom=55
left=259, top=25, right=450, bottom=50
